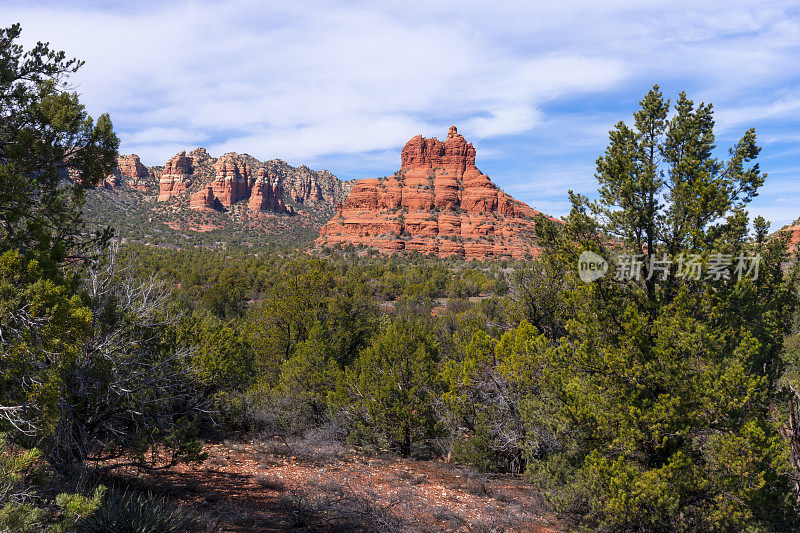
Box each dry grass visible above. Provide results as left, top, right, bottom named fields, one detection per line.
left=253, top=429, right=348, bottom=465
left=254, top=473, right=286, bottom=492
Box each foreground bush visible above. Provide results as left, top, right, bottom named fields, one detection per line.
left=0, top=434, right=105, bottom=533
left=333, top=318, right=442, bottom=456
left=76, top=490, right=192, bottom=533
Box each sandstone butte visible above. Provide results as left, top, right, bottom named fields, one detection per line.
left=158, top=150, right=194, bottom=201
left=317, top=126, right=557, bottom=260
left=116, top=154, right=154, bottom=191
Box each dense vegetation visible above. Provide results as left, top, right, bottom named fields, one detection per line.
left=3, top=23, right=800, bottom=532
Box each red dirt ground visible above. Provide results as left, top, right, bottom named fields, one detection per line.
left=108, top=439, right=561, bottom=532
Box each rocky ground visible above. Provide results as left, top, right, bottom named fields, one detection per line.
left=106, top=438, right=560, bottom=532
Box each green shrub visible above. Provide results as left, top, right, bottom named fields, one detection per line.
left=333, top=318, right=442, bottom=456
left=451, top=428, right=503, bottom=472
left=0, top=502, right=42, bottom=533
left=278, top=322, right=341, bottom=418
left=0, top=434, right=106, bottom=533
left=76, top=490, right=192, bottom=533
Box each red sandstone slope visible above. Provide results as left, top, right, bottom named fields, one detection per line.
left=317, top=126, right=556, bottom=259
left=776, top=218, right=800, bottom=249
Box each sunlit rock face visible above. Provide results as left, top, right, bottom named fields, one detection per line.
left=318, top=126, right=557, bottom=259
left=154, top=148, right=349, bottom=216
left=158, top=150, right=194, bottom=201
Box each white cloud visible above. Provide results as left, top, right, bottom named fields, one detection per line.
left=5, top=0, right=800, bottom=228
left=122, top=127, right=209, bottom=145
left=715, top=96, right=800, bottom=132
left=5, top=0, right=629, bottom=165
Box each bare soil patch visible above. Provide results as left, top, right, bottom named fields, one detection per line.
left=105, top=439, right=560, bottom=532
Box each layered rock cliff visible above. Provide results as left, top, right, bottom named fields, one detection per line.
left=116, top=154, right=156, bottom=191
left=158, top=150, right=194, bottom=201
left=317, top=126, right=553, bottom=259
left=210, top=154, right=253, bottom=207
left=97, top=143, right=351, bottom=217
left=151, top=149, right=350, bottom=217
left=88, top=145, right=353, bottom=249
left=103, top=154, right=157, bottom=191
left=248, top=168, right=286, bottom=213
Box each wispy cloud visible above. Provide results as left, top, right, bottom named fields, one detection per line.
left=715, top=95, right=800, bottom=132
left=6, top=0, right=627, bottom=164
left=6, top=0, right=800, bottom=227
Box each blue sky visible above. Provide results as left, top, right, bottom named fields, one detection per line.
left=5, top=0, right=800, bottom=227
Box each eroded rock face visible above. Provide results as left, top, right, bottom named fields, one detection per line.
left=86, top=147, right=354, bottom=246
left=102, top=175, right=120, bottom=190
left=289, top=166, right=324, bottom=203
left=190, top=185, right=215, bottom=211
left=150, top=148, right=350, bottom=220
left=158, top=151, right=193, bottom=201
left=249, top=168, right=286, bottom=212
left=212, top=154, right=252, bottom=207
left=99, top=154, right=156, bottom=191
left=318, top=126, right=554, bottom=259
left=117, top=155, right=144, bottom=177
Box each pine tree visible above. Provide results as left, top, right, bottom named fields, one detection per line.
left=334, top=318, right=441, bottom=456
left=529, top=86, right=798, bottom=531
left=0, top=24, right=205, bottom=475
left=279, top=321, right=341, bottom=418
left=0, top=23, right=118, bottom=261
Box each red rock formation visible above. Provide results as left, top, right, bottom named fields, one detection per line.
left=317, top=126, right=555, bottom=259
left=117, top=154, right=148, bottom=178
left=253, top=163, right=350, bottom=208
left=248, top=168, right=286, bottom=212
left=211, top=154, right=252, bottom=207
left=116, top=154, right=155, bottom=191
left=102, top=175, right=120, bottom=189
left=187, top=147, right=212, bottom=165
left=97, top=154, right=157, bottom=191
left=776, top=219, right=800, bottom=249
left=190, top=185, right=215, bottom=211
left=158, top=151, right=193, bottom=201
left=153, top=148, right=349, bottom=221
left=288, top=166, right=324, bottom=203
